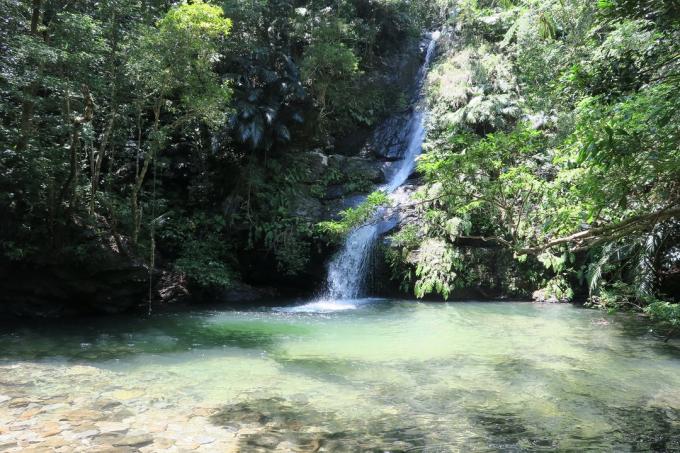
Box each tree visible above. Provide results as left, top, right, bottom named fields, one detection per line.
left=126, top=0, right=232, bottom=246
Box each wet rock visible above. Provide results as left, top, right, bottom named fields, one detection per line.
left=327, top=154, right=347, bottom=169
left=9, top=420, right=35, bottom=431
left=15, top=446, right=51, bottom=453
left=328, top=155, right=384, bottom=184
left=301, top=151, right=329, bottom=183
left=92, top=399, right=122, bottom=411
left=0, top=439, right=17, bottom=452
left=0, top=248, right=148, bottom=317
left=109, top=409, right=135, bottom=421
left=88, top=446, right=135, bottom=453
left=150, top=437, right=174, bottom=449
left=8, top=398, right=35, bottom=408
left=94, top=422, right=129, bottom=434
left=112, top=433, right=153, bottom=447
left=221, top=283, right=276, bottom=304
left=380, top=161, right=397, bottom=181
left=366, top=113, right=415, bottom=160
left=345, top=157, right=385, bottom=184
left=194, top=435, right=216, bottom=445
left=110, top=390, right=144, bottom=401
left=288, top=190, right=323, bottom=222
left=74, top=428, right=99, bottom=439
left=323, top=184, right=349, bottom=200
left=19, top=408, right=43, bottom=420
left=191, top=407, right=217, bottom=418
left=247, top=434, right=282, bottom=448
left=39, top=421, right=62, bottom=437
left=41, top=395, right=70, bottom=405
left=60, top=409, right=103, bottom=422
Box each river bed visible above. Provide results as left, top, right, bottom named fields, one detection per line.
left=1, top=300, right=679, bottom=452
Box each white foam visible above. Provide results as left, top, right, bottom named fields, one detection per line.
left=275, top=298, right=383, bottom=313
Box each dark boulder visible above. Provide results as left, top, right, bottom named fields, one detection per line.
left=0, top=254, right=147, bottom=318
left=365, top=112, right=416, bottom=160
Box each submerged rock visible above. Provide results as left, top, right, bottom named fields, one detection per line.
left=112, top=434, right=153, bottom=447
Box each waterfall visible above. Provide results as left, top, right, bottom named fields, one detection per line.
left=324, top=31, right=440, bottom=302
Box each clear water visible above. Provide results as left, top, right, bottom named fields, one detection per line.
left=1, top=301, right=679, bottom=451
left=325, top=32, right=439, bottom=300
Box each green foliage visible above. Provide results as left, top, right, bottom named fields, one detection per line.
left=260, top=217, right=313, bottom=276
left=384, top=224, right=421, bottom=293
left=317, top=191, right=388, bottom=240
left=159, top=213, right=235, bottom=289
left=3, top=0, right=677, bottom=309
left=405, top=0, right=680, bottom=308
left=536, top=275, right=574, bottom=302
left=175, top=241, right=235, bottom=289
left=130, top=0, right=232, bottom=127
left=645, top=302, right=680, bottom=329
left=301, top=29, right=359, bottom=95
left=587, top=281, right=644, bottom=311
left=413, top=239, right=464, bottom=299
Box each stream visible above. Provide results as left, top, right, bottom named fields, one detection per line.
left=1, top=300, right=679, bottom=451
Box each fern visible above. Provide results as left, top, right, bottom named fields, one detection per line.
left=634, top=226, right=665, bottom=299
left=586, top=243, right=614, bottom=296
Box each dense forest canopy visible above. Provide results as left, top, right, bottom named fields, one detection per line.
left=0, top=0, right=678, bottom=329
left=0, top=0, right=437, bottom=296
left=378, top=0, right=680, bottom=328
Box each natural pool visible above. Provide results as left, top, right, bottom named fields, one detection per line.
left=1, top=300, right=679, bottom=452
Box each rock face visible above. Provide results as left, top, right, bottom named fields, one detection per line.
left=221, top=283, right=277, bottom=303
left=288, top=189, right=324, bottom=222
left=0, top=235, right=147, bottom=317
left=365, top=112, right=417, bottom=160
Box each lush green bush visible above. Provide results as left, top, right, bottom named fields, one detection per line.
left=317, top=191, right=389, bottom=241
left=384, top=0, right=680, bottom=308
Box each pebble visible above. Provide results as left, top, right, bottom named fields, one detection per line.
left=151, top=437, right=174, bottom=449
left=95, top=422, right=129, bottom=434
left=92, top=399, right=121, bottom=411
left=0, top=440, right=17, bottom=452
left=112, top=434, right=153, bottom=447
left=110, top=390, right=144, bottom=401
left=0, top=365, right=250, bottom=453
left=191, top=407, right=215, bottom=417
left=40, top=422, right=62, bottom=437
left=194, top=436, right=215, bottom=445
left=61, top=409, right=103, bottom=421
left=8, top=398, right=34, bottom=408
left=247, top=434, right=282, bottom=448
left=74, top=429, right=99, bottom=439
left=19, top=408, right=43, bottom=420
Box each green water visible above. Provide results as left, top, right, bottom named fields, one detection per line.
left=1, top=300, right=680, bottom=451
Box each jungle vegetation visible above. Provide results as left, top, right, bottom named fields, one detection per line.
left=0, top=0, right=434, bottom=289
left=378, top=0, right=680, bottom=332
left=0, top=0, right=678, bottom=330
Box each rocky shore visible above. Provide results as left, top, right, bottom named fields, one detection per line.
left=0, top=363, right=239, bottom=452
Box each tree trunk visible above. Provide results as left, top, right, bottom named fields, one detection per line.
left=59, top=84, right=94, bottom=217
left=15, top=0, right=43, bottom=152
left=90, top=107, right=115, bottom=216
left=90, top=12, right=119, bottom=217
left=131, top=100, right=161, bottom=247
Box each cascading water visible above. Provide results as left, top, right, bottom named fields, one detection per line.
left=323, top=31, right=440, bottom=303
